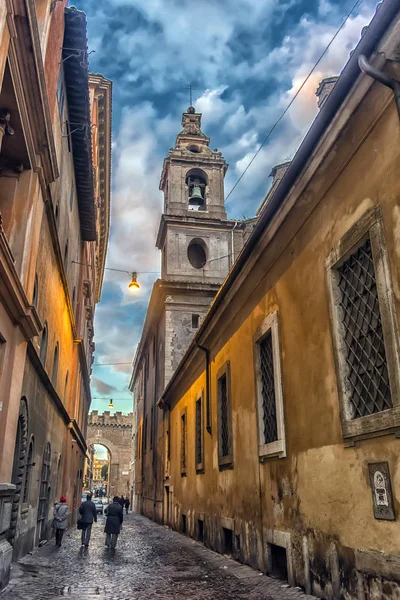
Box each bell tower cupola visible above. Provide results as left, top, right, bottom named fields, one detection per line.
left=159, top=107, right=228, bottom=219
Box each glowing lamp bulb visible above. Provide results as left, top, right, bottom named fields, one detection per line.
left=128, top=272, right=140, bottom=292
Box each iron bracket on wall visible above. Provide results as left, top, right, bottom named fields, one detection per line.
left=358, top=55, right=400, bottom=119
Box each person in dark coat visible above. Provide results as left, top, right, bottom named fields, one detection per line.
left=124, top=497, right=130, bottom=514
left=104, top=496, right=123, bottom=549
left=119, top=495, right=125, bottom=507
left=78, top=493, right=97, bottom=547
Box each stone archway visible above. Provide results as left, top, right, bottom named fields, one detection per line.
left=86, top=411, right=132, bottom=498
left=86, top=437, right=119, bottom=496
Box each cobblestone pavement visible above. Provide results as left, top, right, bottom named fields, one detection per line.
left=1, top=513, right=315, bottom=599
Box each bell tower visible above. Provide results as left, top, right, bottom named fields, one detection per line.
left=159, top=107, right=227, bottom=219
left=157, top=107, right=233, bottom=287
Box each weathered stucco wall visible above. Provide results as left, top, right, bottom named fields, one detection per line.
left=166, top=64, right=400, bottom=599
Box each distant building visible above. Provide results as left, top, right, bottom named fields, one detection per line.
left=92, top=458, right=108, bottom=484
left=137, top=3, right=400, bottom=599
left=0, top=3, right=111, bottom=588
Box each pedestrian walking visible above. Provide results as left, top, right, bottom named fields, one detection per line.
left=53, top=496, right=68, bottom=547
left=119, top=495, right=125, bottom=508
left=124, top=497, right=130, bottom=515
left=104, top=496, right=123, bottom=549
left=78, top=493, right=97, bottom=547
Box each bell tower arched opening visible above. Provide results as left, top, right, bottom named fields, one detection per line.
left=186, top=168, right=207, bottom=212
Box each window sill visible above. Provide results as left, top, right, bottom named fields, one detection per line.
left=218, top=455, right=233, bottom=471
left=196, top=463, right=204, bottom=474
left=259, top=439, right=286, bottom=461
left=341, top=406, right=400, bottom=442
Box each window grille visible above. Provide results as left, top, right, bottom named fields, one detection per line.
left=219, top=373, right=229, bottom=457
left=259, top=330, right=278, bottom=444
left=337, top=238, right=392, bottom=418
left=37, top=443, right=51, bottom=541
left=195, top=397, right=203, bottom=468
left=181, top=412, right=187, bottom=473
left=150, top=407, right=154, bottom=449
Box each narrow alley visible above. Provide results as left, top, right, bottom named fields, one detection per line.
left=1, top=513, right=314, bottom=600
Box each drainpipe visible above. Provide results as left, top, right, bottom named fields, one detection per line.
left=358, top=55, right=400, bottom=119
left=231, top=221, right=239, bottom=267
left=197, top=344, right=211, bottom=434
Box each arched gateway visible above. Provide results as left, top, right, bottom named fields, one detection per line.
left=87, top=411, right=133, bottom=498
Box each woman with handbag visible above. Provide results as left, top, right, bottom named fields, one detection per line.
left=53, top=496, right=68, bottom=547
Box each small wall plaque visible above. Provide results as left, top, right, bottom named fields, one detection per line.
left=368, top=462, right=395, bottom=521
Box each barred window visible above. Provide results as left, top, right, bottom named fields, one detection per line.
left=259, top=331, right=278, bottom=444
left=150, top=407, right=154, bottom=449
left=195, top=391, right=204, bottom=472
left=337, top=238, right=391, bottom=418
left=217, top=362, right=233, bottom=469
left=254, top=312, right=286, bottom=459
left=181, top=409, right=187, bottom=475
left=326, top=207, right=400, bottom=441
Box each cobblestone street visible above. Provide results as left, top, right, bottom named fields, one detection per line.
left=1, top=513, right=315, bottom=600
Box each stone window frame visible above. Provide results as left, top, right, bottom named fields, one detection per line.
left=195, top=389, right=204, bottom=473
left=253, top=311, right=286, bottom=460
left=217, top=361, right=233, bottom=470
left=180, top=407, right=187, bottom=477
left=326, top=206, right=400, bottom=442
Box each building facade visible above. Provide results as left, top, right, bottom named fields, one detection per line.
left=155, top=4, right=400, bottom=600
left=0, top=2, right=111, bottom=588
left=130, top=108, right=254, bottom=519
left=92, top=458, right=108, bottom=485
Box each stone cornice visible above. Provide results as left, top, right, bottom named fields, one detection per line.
left=6, top=0, right=59, bottom=183
left=0, top=215, right=42, bottom=340
left=156, top=213, right=246, bottom=249
left=89, top=74, right=112, bottom=303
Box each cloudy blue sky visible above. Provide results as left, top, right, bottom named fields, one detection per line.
left=74, top=0, right=378, bottom=415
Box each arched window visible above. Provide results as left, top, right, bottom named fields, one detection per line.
left=51, top=343, right=59, bottom=388
left=8, top=399, right=28, bottom=543
left=39, top=324, right=48, bottom=365
left=32, top=275, right=38, bottom=308
left=187, top=238, right=207, bottom=269
left=186, top=168, right=207, bottom=211
left=37, top=442, right=51, bottom=543
left=23, top=437, right=35, bottom=503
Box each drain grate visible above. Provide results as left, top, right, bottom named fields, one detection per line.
left=62, top=586, right=104, bottom=596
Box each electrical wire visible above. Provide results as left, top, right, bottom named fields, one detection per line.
left=93, top=362, right=132, bottom=366
left=224, top=0, right=364, bottom=202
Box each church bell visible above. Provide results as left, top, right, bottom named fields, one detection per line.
left=189, top=185, right=204, bottom=207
